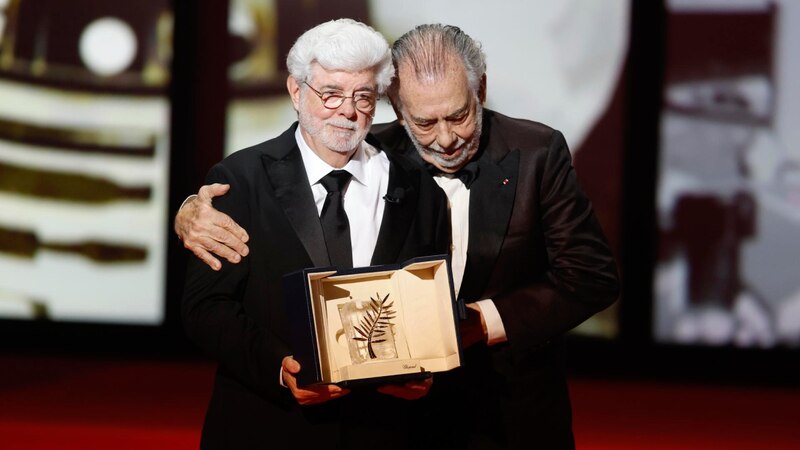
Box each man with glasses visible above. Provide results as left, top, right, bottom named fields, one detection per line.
left=182, top=19, right=449, bottom=449
left=180, top=24, right=619, bottom=450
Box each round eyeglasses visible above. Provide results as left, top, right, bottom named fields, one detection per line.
left=303, top=81, right=378, bottom=114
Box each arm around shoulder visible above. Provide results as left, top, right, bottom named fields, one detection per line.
left=181, top=163, right=290, bottom=401
left=175, top=183, right=250, bottom=271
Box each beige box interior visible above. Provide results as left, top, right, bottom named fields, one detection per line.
left=305, top=259, right=460, bottom=384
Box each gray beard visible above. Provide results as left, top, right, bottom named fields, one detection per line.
left=298, top=103, right=370, bottom=154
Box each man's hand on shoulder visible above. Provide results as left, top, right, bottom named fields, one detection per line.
left=174, top=183, right=250, bottom=271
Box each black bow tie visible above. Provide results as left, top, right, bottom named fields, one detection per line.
left=427, top=161, right=479, bottom=189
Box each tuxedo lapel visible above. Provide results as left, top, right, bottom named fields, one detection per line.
left=261, top=128, right=330, bottom=268
left=373, top=117, right=520, bottom=297
left=370, top=152, right=419, bottom=265
left=460, top=144, right=519, bottom=301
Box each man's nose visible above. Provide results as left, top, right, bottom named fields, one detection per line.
left=435, top=122, right=456, bottom=150
left=337, top=97, right=358, bottom=120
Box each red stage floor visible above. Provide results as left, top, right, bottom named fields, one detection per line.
left=1, top=355, right=798, bottom=449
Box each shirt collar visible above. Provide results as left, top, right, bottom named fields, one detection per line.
left=427, top=159, right=480, bottom=189
left=295, top=126, right=371, bottom=187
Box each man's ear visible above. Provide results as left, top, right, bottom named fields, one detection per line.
left=287, top=76, right=301, bottom=111
left=478, top=73, right=487, bottom=105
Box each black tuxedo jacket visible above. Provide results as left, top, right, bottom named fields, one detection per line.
left=182, top=123, right=450, bottom=449
left=374, top=109, right=620, bottom=450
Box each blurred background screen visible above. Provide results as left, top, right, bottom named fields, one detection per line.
left=0, top=0, right=633, bottom=336
left=653, top=0, right=800, bottom=349
left=0, top=0, right=173, bottom=325
left=0, top=0, right=796, bottom=364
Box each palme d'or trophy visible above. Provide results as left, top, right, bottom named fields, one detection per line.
left=338, top=292, right=398, bottom=364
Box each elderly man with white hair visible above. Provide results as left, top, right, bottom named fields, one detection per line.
left=181, top=19, right=449, bottom=449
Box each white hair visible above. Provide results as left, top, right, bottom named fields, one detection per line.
left=286, top=18, right=394, bottom=94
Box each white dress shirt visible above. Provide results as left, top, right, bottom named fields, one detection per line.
left=295, top=127, right=389, bottom=268
left=434, top=175, right=507, bottom=345
left=278, top=129, right=389, bottom=387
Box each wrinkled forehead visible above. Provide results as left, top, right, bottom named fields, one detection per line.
left=396, top=62, right=472, bottom=116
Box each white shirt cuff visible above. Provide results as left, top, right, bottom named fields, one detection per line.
left=279, top=366, right=287, bottom=388
left=180, top=194, right=198, bottom=210
left=475, top=299, right=508, bottom=345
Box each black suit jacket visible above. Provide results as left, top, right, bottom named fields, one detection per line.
left=182, top=123, right=450, bottom=449
left=374, top=109, right=620, bottom=450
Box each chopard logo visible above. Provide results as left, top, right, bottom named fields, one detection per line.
left=402, top=364, right=418, bottom=369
